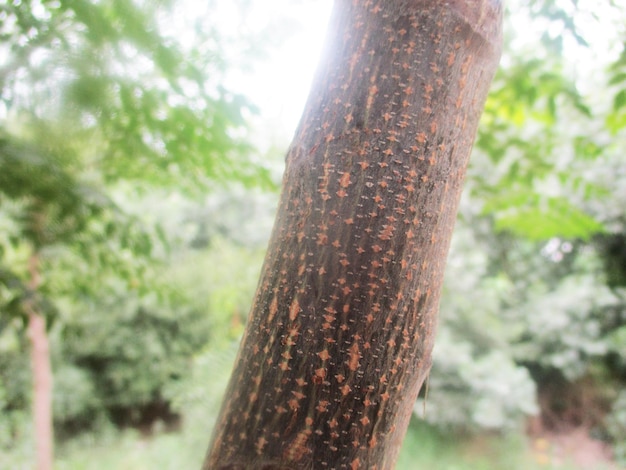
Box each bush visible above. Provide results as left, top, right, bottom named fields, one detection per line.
left=415, top=196, right=626, bottom=436
left=606, top=390, right=626, bottom=466
left=58, top=286, right=211, bottom=431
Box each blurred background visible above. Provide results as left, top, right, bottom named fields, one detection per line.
left=0, top=0, right=625, bottom=469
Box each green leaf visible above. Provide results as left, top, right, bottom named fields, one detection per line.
left=614, top=89, right=626, bottom=111
left=608, top=72, right=626, bottom=86
left=492, top=198, right=605, bottom=241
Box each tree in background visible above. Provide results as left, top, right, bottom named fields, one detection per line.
left=204, top=1, right=502, bottom=468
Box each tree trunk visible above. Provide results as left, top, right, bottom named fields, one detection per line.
left=204, top=1, right=502, bottom=468
left=26, top=253, right=54, bottom=470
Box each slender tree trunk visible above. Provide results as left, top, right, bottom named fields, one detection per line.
left=204, top=1, right=502, bottom=468
left=26, top=253, right=54, bottom=470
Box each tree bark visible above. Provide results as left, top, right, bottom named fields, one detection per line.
left=204, top=1, right=502, bottom=468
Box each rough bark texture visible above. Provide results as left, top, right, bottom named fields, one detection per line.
left=204, top=1, right=502, bottom=468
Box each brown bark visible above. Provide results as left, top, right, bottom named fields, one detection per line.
left=204, top=1, right=502, bottom=468
left=26, top=253, right=54, bottom=470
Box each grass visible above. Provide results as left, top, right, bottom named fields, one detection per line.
left=397, top=419, right=617, bottom=470
left=397, top=420, right=534, bottom=470
left=8, top=417, right=611, bottom=469
left=56, top=430, right=203, bottom=470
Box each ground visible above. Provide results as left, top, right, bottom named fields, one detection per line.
left=530, top=427, right=618, bottom=469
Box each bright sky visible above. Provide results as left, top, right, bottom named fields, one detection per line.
left=164, top=0, right=333, bottom=151
left=229, top=0, right=334, bottom=150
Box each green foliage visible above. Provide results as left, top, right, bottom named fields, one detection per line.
left=607, top=41, right=626, bottom=133
left=52, top=364, right=100, bottom=425
left=0, top=332, right=30, bottom=452
left=420, top=342, right=538, bottom=431
left=58, top=286, right=210, bottom=419
left=167, top=343, right=241, bottom=468
left=419, top=217, right=539, bottom=431
left=422, top=184, right=626, bottom=432
left=1, top=0, right=273, bottom=193
left=606, top=390, right=626, bottom=466
left=424, top=1, right=626, bottom=441
left=597, top=234, right=626, bottom=289
left=473, top=0, right=626, bottom=242
left=484, top=195, right=604, bottom=241
left=511, top=275, right=614, bottom=379
left=0, top=0, right=279, bottom=459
